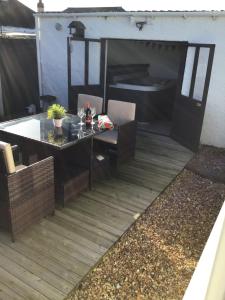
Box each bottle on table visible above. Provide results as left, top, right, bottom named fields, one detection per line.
left=85, top=102, right=92, bottom=125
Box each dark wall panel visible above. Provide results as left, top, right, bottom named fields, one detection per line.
left=0, top=0, right=35, bottom=28
left=0, top=38, right=39, bottom=118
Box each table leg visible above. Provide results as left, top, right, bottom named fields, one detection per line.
left=54, top=151, right=67, bottom=207
left=89, top=137, right=93, bottom=190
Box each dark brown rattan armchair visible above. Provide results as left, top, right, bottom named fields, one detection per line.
left=0, top=142, right=55, bottom=241
left=94, top=100, right=136, bottom=168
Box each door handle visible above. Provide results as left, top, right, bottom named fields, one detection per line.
left=195, top=102, right=201, bottom=108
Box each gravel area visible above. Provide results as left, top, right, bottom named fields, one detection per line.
left=186, top=145, right=225, bottom=183
left=66, top=169, right=225, bottom=300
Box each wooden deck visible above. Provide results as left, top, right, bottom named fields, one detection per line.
left=0, top=132, right=192, bottom=300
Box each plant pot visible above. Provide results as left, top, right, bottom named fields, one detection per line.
left=53, top=118, right=63, bottom=128
left=54, top=126, right=63, bottom=136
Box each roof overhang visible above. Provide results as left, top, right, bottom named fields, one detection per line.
left=34, top=11, right=225, bottom=18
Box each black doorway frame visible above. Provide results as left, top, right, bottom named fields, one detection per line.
left=171, top=43, right=215, bottom=150
left=67, top=37, right=106, bottom=113
left=67, top=36, right=215, bottom=150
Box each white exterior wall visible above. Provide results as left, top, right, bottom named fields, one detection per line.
left=0, top=74, right=4, bottom=117
left=36, top=14, right=225, bottom=148
left=184, top=200, right=225, bottom=300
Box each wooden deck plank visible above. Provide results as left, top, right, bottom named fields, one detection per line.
left=136, top=136, right=192, bottom=154
left=97, top=178, right=157, bottom=201
left=79, top=191, right=138, bottom=216
left=50, top=215, right=113, bottom=252
left=66, top=203, right=127, bottom=232
left=0, top=266, right=49, bottom=300
left=61, top=207, right=123, bottom=237
left=22, top=225, right=99, bottom=266
left=0, top=280, right=24, bottom=300
left=0, top=233, right=81, bottom=284
left=119, top=164, right=174, bottom=185
left=93, top=183, right=154, bottom=207
left=0, top=243, right=72, bottom=296
left=55, top=210, right=118, bottom=242
left=86, top=190, right=146, bottom=214
left=73, top=195, right=134, bottom=222
left=93, top=183, right=154, bottom=204
left=117, top=173, right=169, bottom=192
left=0, top=132, right=192, bottom=299
left=41, top=218, right=111, bottom=252
left=128, top=158, right=180, bottom=177
left=135, top=151, right=187, bottom=170
left=68, top=201, right=132, bottom=232
left=0, top=255, right=65, bottom=300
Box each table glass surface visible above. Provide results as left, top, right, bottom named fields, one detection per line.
left=0, top=113, right=101, bottom=149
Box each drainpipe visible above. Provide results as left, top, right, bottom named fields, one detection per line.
left=0, top=74, right=4, bottom=117
left=35, top=16, right=43, bottom=99
left=34, top=11, right=225, bottom=18
left=103, top=39, right=108, bottom=113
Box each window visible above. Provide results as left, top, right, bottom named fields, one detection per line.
left=181, top=46, right=210, bottom=101
left=70, top=40, right=101, bottom=86
left=88, top=42, right=101, bottom=85
left=181, top=47, right=196, bottom=97
left=71, top=41, right=85, bottom=85
left=193, top=48, right=209, bottom=101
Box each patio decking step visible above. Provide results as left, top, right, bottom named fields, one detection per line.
left=0, top=132, right=193, bottom=300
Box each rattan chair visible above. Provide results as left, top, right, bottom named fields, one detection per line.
left=94, top=100, right=136, bottom=167
left=78, top=94, right=103, bottom=115
left=0, top=141, right=55, bottom=241
left=40, top=95, right=57, bottom=112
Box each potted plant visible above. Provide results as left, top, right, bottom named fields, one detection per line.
left=47, top=104, right=66, bottom=127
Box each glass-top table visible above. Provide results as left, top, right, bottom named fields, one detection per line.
left=0, top=113, right=102, bottom=150
left=0, top=113, right=105, bottom=206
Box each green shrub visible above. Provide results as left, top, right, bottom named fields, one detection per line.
left=47, top=104, right=66, bottom=119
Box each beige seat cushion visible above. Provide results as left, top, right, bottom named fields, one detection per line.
left=15, top=165, right=27, bottom=172
left=0, top=141, right=16, bottom=174
left=78, top=94, right=103, bottom=115
left=108, top=100, right=136, bottom=125
left=94, top=130, right=118, bottom=145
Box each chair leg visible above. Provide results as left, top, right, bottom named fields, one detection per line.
left=9, top=215, right=15, bottom=242
left=109, top=154, right=118, bottom=175
left=11, top=232, right=15, bottom=243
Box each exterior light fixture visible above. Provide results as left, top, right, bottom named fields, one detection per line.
left=136, top=21, right=146, bottom=31
left=55, top=23, right=62, bottom=31
left=68, top=21, right=86, bottom=39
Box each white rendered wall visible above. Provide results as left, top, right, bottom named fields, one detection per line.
left=0, top=74, right=4, bottom=117
left=36, top=15, right=225, bottom=148
left=184, top=201, right=225, bottom=300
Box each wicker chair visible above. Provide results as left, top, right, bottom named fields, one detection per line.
left=94, top=100, right=136, bottom=167
left=40, top=95, right=57, bottom=112
left=78, top=94, right=103, bottom=115
left=0, top=141, right=55, bottom=241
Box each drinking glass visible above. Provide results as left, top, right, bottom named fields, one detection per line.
left=78, top=127, right=84, bottom=139
left=90, top=107, right=96, bottom=125
left=78, top=107, right=85, bottom=125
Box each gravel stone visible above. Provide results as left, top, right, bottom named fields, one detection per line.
left=186, top=145, right=225, bottom=183
left=66, top=168, right=225, bottom=300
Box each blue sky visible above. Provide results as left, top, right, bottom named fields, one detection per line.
left=19, top=0, right=225, bottom=12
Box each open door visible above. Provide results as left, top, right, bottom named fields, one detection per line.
left=171, top=43, right=215, bottom=151
left=67, top=37, right=106, bottom=113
